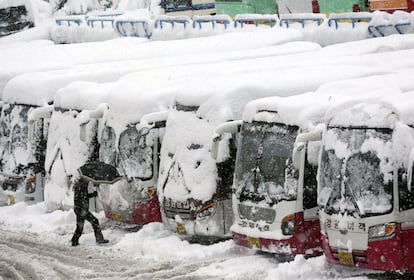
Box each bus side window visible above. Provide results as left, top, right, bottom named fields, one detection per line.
left=399, top=168, right=414, bottom=211
left=303, top=155, right=318, bottom=210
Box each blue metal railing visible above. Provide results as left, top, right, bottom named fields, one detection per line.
left=233, top=14, right=278, bottom=28
left=87, top=17, right=116, bottom=28
left=327, top=13, right=372, bottom=29
left=192, top=15, right=232, bottom=29
left=279, top=14, right=326, bottom=28
left=115, top=19, right=152, bottom=38
left=55, top=18, right=83, bottom=27
left=368, top=21, right=411, bottom=37
left=154, top=16, right=191, bottom=30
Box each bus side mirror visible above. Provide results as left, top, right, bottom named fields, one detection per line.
left=211, top=120, right=242, bottom=162
left=293, top=142, right=305, bottom=170
left=292, top=127, right=323, bottom=170
left=138, top=127, right=150, bottom=148
left=78, top=103, right=107, bottom=142
left=27, top=105, right=53, bottom=142
left=136, top=111, right=169, bottom=148
left=80, top=123, right=87, bottom=142
left=78, top=111, right=90, bottom=142
left=28, top=120, right=35, bottom=142
left=211, top=135, right=221, bottom=161
left=138, top=111, right=169, bottom=130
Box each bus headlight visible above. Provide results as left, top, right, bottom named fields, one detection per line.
left=146, top=187, right=155, bottom=198
left=368, top=223, right=396, bottom=240
left=196, top=202, right=217, bottom=220
left=25, top=176, right=36, bottom=194
left=281, top=214, right=296, bottom=235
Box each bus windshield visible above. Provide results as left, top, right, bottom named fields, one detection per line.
left=0, top=104, right=34, bottom=174
left=234, top=122, right=299, bottom=206
left=118, top=126, right=153, bottom=180
left=319, top=127, right=393, bottom=217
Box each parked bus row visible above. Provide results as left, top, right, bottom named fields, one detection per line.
left=0, top=31, right=321, bottom=207
left=90, top=62, right=414, bottom=271
left=2, top=35, right=414, bottom=273
left=218, top=71, right=414, bottom=268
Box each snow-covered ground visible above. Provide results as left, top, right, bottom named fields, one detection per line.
left=0, top=202, right=377, bottom=279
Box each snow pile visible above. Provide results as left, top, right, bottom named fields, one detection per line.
left=243, top=92, right=333, bottom=130
left=102, top=77, right=179, bottom=139
left=0, top=27, right=307, bottom=98
left=54, top=80, right=112, bottom=110
left=326, top=89, right=405, bottom=128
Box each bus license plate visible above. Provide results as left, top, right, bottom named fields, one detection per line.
left=248, top=237, right=260, bottom=249
left=176, top=223, right=187, bottom=235
left=338, top=251, right=354, bottom=266
left=7, top=195, right=15, bottom=205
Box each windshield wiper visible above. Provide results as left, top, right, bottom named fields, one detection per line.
left=238, top=170, right=255, bottom=202
left=347, top=186, right=362, bottom=216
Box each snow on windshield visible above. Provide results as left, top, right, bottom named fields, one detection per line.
left=319, top=92, right=414, bottom=216
left=118, top=127, right=155, bottom=179
left=235, top=122, right=299, bottom=207
left=159, top=105, right=217, bottom=202
left=0, top=103, right=37, bottom=175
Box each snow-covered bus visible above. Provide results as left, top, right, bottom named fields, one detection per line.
left=218, top=92, right=331, bottom=256
left=94, top=77, right=180, bottom=225
left=160, top=0, right=216, bottom=16
left=0, top=79, right=53, bottom=206
left=38, top=81, right=112, bottom=211
left=317, top=91, right=414, bottom=272
left=0, top=0, right=35, bottom=36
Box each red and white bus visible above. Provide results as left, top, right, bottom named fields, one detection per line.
left=317, top=90, right=414, bottom=272
left=221, top=92, right=329, bottom=256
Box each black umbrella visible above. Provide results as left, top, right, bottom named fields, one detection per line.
left=78, top=161, right=122, bottom=184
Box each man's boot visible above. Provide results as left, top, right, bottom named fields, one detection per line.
left=95, top=230, right=109, bottom=244
left=71, top=237, right=79, bottom=246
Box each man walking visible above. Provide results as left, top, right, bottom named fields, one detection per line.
left=71, top=177, right=108, bottom=246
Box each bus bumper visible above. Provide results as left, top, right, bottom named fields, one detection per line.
left=321, top=230, right=405, bottom=272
